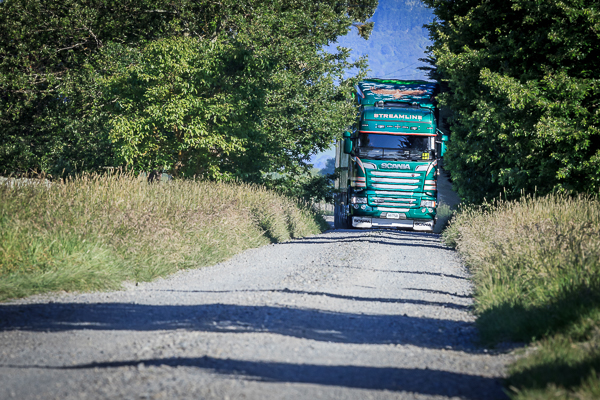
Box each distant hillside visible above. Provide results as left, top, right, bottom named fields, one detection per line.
left=310, top=152, right=335, bottom=170
left=332, top=0, right=434, bottom=80
left=319, top=158, right=335, bottom=176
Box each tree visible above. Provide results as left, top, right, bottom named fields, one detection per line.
left=0, top=0, right=377, bottom=180
left=422, top=0, right=600, bottom=202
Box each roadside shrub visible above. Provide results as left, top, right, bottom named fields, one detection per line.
left=443, top=193, right=600, bottom=399
left=0, top=173, right=326, bottom=301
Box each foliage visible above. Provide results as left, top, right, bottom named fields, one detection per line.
left=101, top=35, right=363, bottom=180
left=100, top=37, right=262, bottom=179
left=0, top=173, right=328, bottom=301
left=264, top=168, right=336, bottom=204
left=0, top=0, right=205, bottom=175
left=0, top=0, right=377, bottom=181
left=443, top=194, right=600, bottom=398
left=423, top=0, right=600, bottom=203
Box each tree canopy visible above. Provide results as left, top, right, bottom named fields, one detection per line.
left=0, top=0, right=377, bottom=180
left=423, top=0, right=600, bottom=202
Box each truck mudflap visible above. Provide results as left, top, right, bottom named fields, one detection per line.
left=352, top=217, right=435, bottom=232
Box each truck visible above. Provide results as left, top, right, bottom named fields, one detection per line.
left=333, top=79, right=447, bottom=232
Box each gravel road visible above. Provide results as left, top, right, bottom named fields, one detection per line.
left=0, top=220, right=515, bottom=400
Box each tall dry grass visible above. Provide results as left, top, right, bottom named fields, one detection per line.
left=443, top=193, right=600, bottom=399
left=444, top=194, right=600, bottom=336
left=0, top=172, right=327, bottom=301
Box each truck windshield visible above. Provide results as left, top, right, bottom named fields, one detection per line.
left=357, top=133, right=431, bottom=160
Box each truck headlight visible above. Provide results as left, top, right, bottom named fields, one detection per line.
left=420, top=200, right=436, bottom=207
left=351, top=197, right=368, bottom=204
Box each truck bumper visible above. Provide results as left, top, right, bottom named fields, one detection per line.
left=352, top=217, right=435, bottom=231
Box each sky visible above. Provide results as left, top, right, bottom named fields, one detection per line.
left=310, top=0, right=435, bottom=168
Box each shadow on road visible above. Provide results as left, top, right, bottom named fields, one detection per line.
left=153, top=288, right=471, bottom=311
left=7, top=356, right=507, bottom=399
left=0, top=302, right=478, bottom=351
left=291, top=229, right=452, bottom=251
left=404, top=288, right=472, bottom=299
left=333, top=265, right=468, bottom=281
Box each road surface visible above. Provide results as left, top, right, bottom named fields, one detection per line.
left=0, top=223, right=513, bottom=399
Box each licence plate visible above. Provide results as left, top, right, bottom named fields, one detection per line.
left=386, top=213, right=400, bottom=219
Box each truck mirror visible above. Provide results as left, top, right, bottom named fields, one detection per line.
left=440, top=135, right=448, bottom=157
left=343, top=138, right=353, bottom=154
left=342, top=131, right=353, bottom=154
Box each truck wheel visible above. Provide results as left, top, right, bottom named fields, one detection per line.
left=334, top=193, right=350, bottom=229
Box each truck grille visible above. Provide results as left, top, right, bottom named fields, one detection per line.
left=371, top=184, right=419, bottom=190
left=370, top=171, right=421, bottom=178
left=368, top=170, right=423, bottom=191
left=371, top=177, right=420, bottom=184
left=368, top=196, right=417, bottom=211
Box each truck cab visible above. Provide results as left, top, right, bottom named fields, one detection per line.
left=334, top=79, right=446, bottom=232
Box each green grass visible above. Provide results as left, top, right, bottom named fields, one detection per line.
left=442, top=193, right=600, bottom=399
left=0, top=173, right=328, bottom=302
left=436, top=201, right=453, bottom=219
left=433, top=201, right=454, bottom=233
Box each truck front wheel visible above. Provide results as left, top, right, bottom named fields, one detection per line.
left=334, top=193, right=350, bottom=229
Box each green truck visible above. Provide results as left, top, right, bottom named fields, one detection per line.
left=333, top=79, right=447, bottom=232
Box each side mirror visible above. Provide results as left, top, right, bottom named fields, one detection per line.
left=440, top=135, right=448, bottom=157
left=342, top=131, right=353, bottom=154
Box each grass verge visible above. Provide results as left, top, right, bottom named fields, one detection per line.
left=442, top=193, right=600, bottom=399
left=0, top=173, right=328, bottom=302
